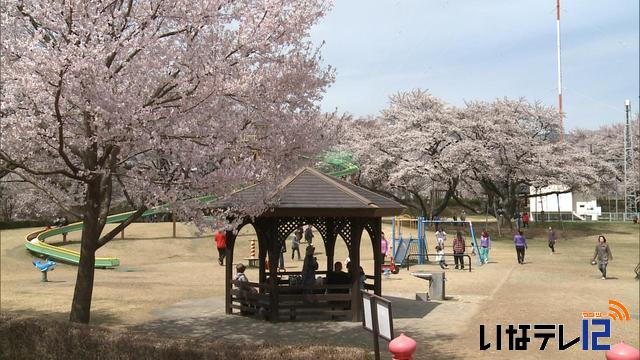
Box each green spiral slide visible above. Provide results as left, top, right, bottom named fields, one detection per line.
left=24, top=153, right=359, bottom=268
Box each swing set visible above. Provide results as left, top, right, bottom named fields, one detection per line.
left=390, top=216, right=483, bottom=268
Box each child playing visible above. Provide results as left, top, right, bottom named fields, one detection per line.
left=479, top=230, right=491, bottom=264
left=435, top=245, right=448, bottom=269
left=435, top=228, right=447, bottom=248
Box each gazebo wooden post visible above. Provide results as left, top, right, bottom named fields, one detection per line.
left=265, top=219, right=280, bottom=322
left=257, top=233, right=268, bottom=291
left=224, top=230, right=237, bottom=315
left=253, top=219, right=269, bottom=293
left=325, top=218, right=336, bottom=272
left=267, top=249, right=280, bottom=321
left=371, top=217, right=383, bottom=296
left=349, top=218, right=365, bottom=321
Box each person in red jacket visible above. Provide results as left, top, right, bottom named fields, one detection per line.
left=215, top=230, right=227, bottom=266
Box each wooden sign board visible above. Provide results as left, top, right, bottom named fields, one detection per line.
left=361, top=291, right=395, bottom=360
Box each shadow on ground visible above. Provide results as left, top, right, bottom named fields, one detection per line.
left=384, top=295, right=440, bottom=319
left=128, top=295, right=457, bottom=359
left=1, top=308, right=122, bottom=326
left=130, top=314, right=459, bottom=360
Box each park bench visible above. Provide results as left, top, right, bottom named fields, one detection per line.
left=231, top=276, right=354, bottom=321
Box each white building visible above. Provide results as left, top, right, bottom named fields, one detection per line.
left=529, top=185, right=600, bottom=221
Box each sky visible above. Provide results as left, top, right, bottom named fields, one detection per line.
left=310, top=0, right=639, bottom=130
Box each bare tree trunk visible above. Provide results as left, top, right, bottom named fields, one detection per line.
left=493, top=199, right=502, bottom=237
left=429, top=186, right=436, bottom=220
left=484, top=194, right=489, bottom=230
left=69, top=180, right=101, bottom=324
left=69, top=235, right=97, bottom=323
left=432, top=178, right=458, bottom=217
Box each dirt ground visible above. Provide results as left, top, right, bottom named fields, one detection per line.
left=1, top=220, right=638, bottom=360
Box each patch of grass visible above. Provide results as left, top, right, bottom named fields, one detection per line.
left=0, top=314, right=370, bottom=360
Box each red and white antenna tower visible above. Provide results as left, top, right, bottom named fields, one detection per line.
left=556, top=0, right=564, bottom=142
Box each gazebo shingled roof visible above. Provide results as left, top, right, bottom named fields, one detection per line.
left=217, top=167, right=405, bottom=322
left=211, top=167, right=404, bottom=217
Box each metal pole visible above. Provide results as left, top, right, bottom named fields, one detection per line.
left=623, top=99, right=637, bottom=221
left=391, top=217, right=396, bottom=258
left=624, top=100, right=629, bottom=221
left=556, top=0, right=564, bottom=142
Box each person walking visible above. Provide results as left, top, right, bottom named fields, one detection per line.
left=291, top=233, right=301, bottom=260
left=381, top=231, right=389, bottom=263
left=479, top=230, right=491, bottom=264
left=514, top=230, right=527, bottom=264
left=591, top=235, right=613, bottom=280
left=279, top=241, right=287, bottom=271
left=304, top=225, right=314, bottom=245
left=548, top=227, right=557, bottom=254
left=215, top=230, right=227, bottom=266
left=513, top=211, right=522, bottom=230
left=452, top=231, right=466, bottom=270
left=522, top=212, right=530, bottom=228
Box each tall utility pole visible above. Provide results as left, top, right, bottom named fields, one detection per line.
left=556, top=0, right=564, bottom=142
left=623, top=99, right=637, bottom=221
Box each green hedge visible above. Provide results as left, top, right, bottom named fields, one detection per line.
left=0, top=220, right=50, bottom=230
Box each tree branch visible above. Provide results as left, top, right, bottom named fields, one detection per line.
left=115, top=174, right=136, bottom=208
left=0, top=151, right=85, bottom=181
left=96, top=205, right=147, bottom=249
left=54, top=68, right=80, bottom=174
left=432, top=179, right=457, bottom=216
left=452, top=193, right=481, bottom=214
left=0, top=163, right=18, bottom=180
left=9, top=171, right=82, bottom=218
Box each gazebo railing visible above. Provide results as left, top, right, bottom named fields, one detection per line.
left=231, top=279, right=354, bottom=320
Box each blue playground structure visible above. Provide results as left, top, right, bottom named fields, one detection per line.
left=391, top=216, right=482, bottom=266
left=32, top=258, right=56, bottom=282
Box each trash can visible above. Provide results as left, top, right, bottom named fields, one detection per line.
left=429, top=272, right=445, bottom=300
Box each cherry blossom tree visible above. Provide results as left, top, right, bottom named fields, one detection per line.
left=0, top=179, right=64, bottom=221
left=1, top=0, right=336, bottom=323
left=344, top=90, right=463, bottom=217
left=345, top=91, right=612, bottom=224
left=459, top=98, right=613, bottom=224
left=567, top=120, right=639, bottom=200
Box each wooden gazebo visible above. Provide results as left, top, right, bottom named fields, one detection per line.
left=214, top=167, right=404, bottom=321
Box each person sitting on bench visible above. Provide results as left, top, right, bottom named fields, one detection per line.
left=326, top=261, right=351, bottom=294
left=327, top=261, right=351, bottom=311
left=234, top=263, right=257, bottom=314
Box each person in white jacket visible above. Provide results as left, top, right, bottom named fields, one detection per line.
left=435, top=245, right=448, bottom=269
left=435, top=229, right=447, bottom=248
